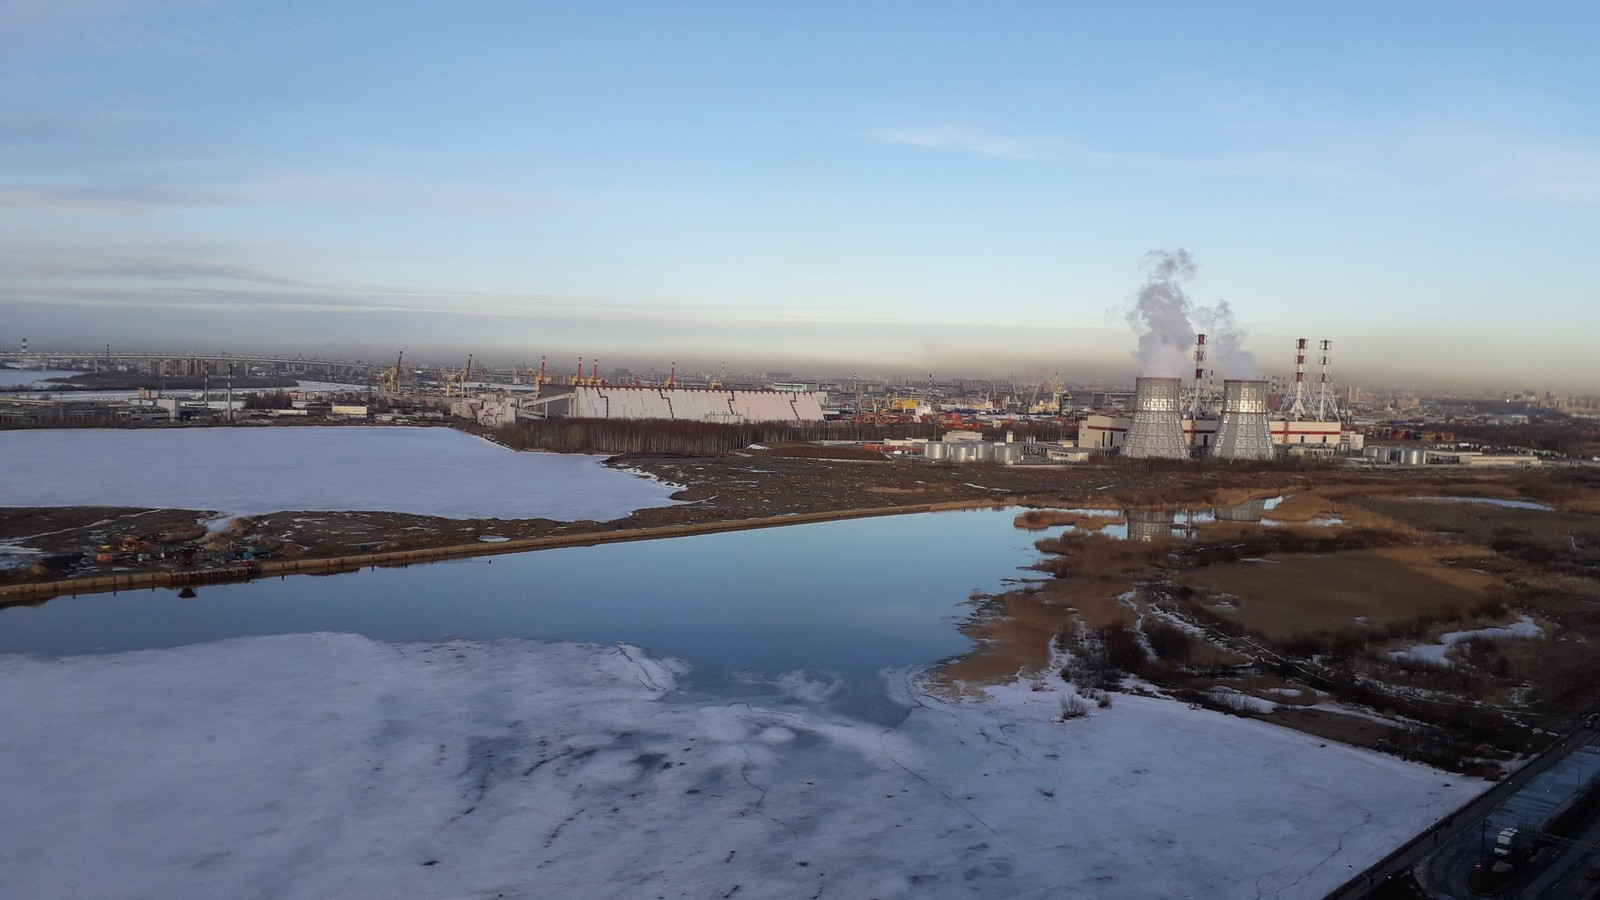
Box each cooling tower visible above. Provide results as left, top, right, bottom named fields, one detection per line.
left=1121, top=377, right=1188, bottom=459
left=1210, top=379, right=1275, bottom=461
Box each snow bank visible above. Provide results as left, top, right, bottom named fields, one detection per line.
left=1391, top=615, right=1544, bottom=666
left=0, top=634, right=1481, bottom=900
left=0, top=427, right=679, bottom=521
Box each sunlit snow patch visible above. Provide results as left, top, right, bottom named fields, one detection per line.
left=0, top=633, right=1483, bottom=900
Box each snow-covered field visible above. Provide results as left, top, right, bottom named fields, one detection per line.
left=0, top=633, right=1481, bottom=900
left=0, top=426, right=679, bottom=521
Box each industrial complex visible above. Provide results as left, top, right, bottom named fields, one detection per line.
left=0, top=336, right=1580, bottom=469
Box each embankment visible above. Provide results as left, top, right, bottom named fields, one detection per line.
left=0, top=499, right=1007, bottom=603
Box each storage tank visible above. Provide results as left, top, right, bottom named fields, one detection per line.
left=994, top=444, right=1023, bottom=465
left=1400, top=448, right=1427, bottom=466
left=923, top=441, right=949, bottom=461
left=1122, top=377, right=1188, bottom=459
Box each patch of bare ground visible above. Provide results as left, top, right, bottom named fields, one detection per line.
left=942, top=576, right=1143, bottom=687
left=1179, top=546, right=1500, bottom=640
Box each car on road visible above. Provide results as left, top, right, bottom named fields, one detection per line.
left=1586, top=862, right=1600, bottom=881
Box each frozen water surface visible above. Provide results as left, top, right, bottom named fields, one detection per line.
left=0, top=633, right=1479, bottom=900
left=0, top=368, right=85, bottom=389
left=0, top=426, right=678, bottom=520
left=1413, top=495, right=1554, bottom=511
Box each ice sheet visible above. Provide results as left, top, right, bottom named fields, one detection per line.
left=0, top=634, right=1482, bottom=900
left=0, top=426, right=679, bottom=521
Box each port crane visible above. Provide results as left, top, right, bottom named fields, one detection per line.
left=378, top=351, right=404, bottom=393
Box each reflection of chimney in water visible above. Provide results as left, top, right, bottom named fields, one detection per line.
left=1211, top=379, right=1275, bottom=461
left=1122, top=377, right=1188, bottom=459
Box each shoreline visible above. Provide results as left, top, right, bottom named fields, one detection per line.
left=0, top=498, right=1009, bottom=603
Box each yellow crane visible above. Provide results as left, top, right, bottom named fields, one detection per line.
left=378, top=351, right=404, bottom=393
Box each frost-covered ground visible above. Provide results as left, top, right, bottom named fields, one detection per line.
left=0, top=634, right=1481, bottom=900
left=0, top=426, right=679, bottom=520
left=1390, top=614, right=1544, bottom=666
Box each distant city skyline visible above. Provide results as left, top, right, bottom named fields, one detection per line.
left=4, top=3, right=1598, bottom=392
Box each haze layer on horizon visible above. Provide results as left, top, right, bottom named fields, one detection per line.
left=3, top=2, right=1598, bottom=392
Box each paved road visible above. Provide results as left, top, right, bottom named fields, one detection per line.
left=1410, top=728, right=1600, bottom=899
left=1524, top=810, right=1600, bottom=900
left=1326, top=724, right=1598, bottom=899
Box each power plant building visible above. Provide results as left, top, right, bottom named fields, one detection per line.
left=1080, top=414, right=1346, bottom=455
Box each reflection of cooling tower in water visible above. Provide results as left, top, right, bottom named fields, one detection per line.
left=1126, top=508, right=1174, bottom=542
left=1213, top=497, right=1268, bottom=522
left=1211, top=379, right=1275, bottom=461
left=1122, top=377, right=1187, bottom=459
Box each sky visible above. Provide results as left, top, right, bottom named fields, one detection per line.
left=2, top=2, right=1598, bottom=391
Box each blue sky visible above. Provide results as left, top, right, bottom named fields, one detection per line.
left=3, top=1, right=1598, bottom=390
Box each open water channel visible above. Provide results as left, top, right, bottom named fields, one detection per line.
left=0, top=508, right=1050, bottom=677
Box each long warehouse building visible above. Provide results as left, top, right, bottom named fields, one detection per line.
left=456, top=386, right=827, bottom=425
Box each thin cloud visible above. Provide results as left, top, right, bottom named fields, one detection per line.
left=1406, top=123, right=1600, bottom=206
left=0, top=183, right=231, bottom=212
left=867, top=125, right=1039, bottom=160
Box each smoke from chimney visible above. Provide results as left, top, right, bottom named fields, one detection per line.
left=1126, top=249, right=1197, bottom=377
left=1195, top=300, right=1258, bottom=379
left=1126, top=249, right=1256, bottom=379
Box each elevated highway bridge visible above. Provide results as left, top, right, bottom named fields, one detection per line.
left=1, top=350, right=400, bottom=382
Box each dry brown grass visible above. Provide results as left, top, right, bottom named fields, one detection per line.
left=1012, top=509, right=1123, bottom=531
left=1180, top=545, right=1499, bottom=640
left=935, top=578, right=1139, bottom=687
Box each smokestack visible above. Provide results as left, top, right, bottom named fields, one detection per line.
left=1190, top=333, right=1208, bottom=416
left=1282, top=338, right=1308, bottom=420
left=1211, top=379, right=1275, bottom=461
left=1122, top=376, right=1188, bottom=459
left=1313, top=339, right=1336, bottom=421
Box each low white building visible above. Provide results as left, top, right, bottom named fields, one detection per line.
left=1080, top=415, right=1345, bottom=453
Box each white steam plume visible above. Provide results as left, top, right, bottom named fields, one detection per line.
left=1126, top=249, right=1199, bottom=377
left=1194, top=300, right=1258, bottom=379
